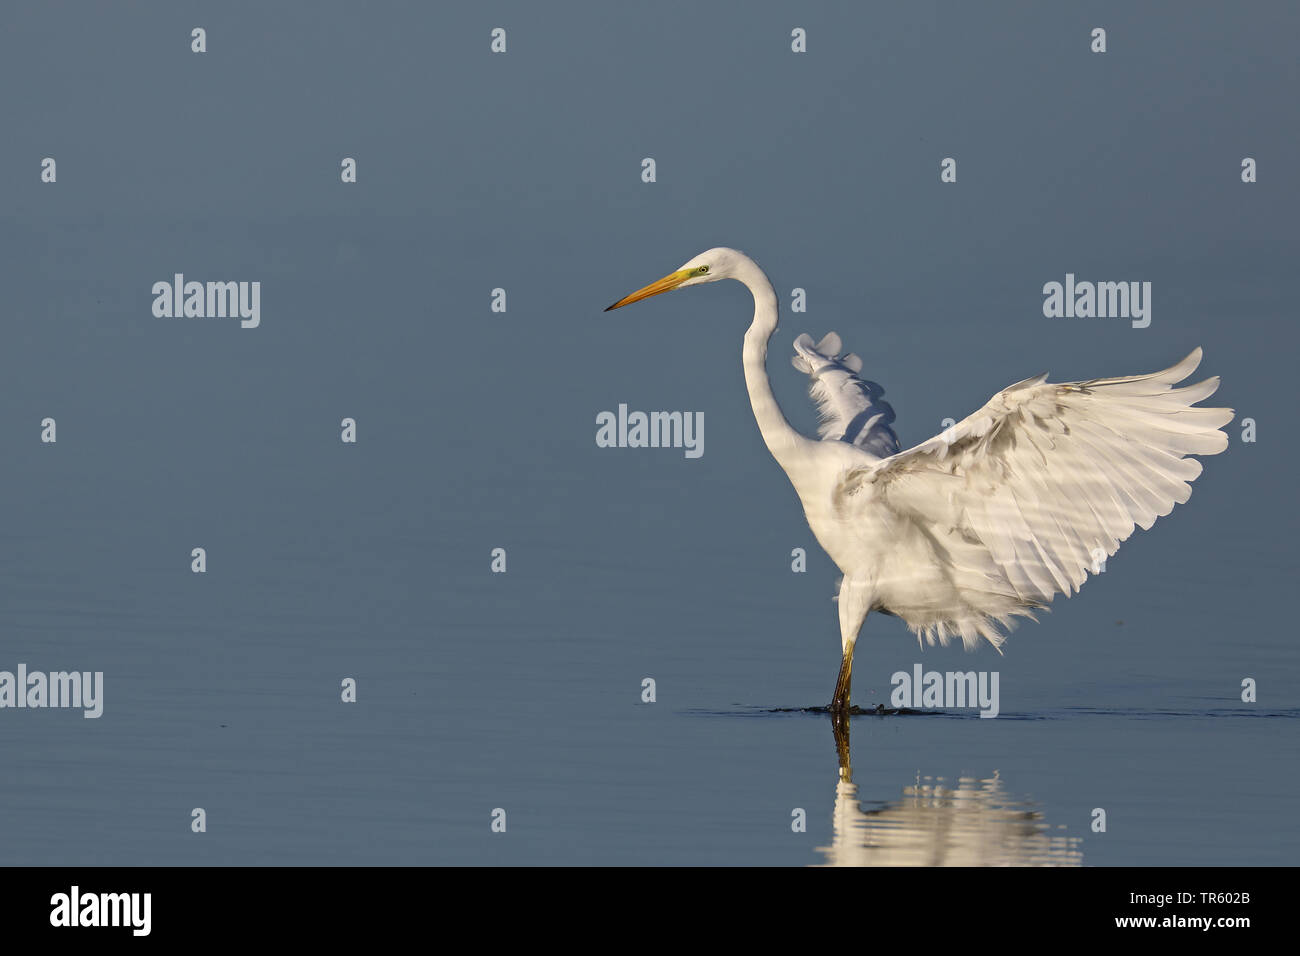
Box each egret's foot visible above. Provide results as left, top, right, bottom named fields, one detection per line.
left=830, top=702, right=850, bottom=728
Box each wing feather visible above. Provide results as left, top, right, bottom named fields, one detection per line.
left=791, top=332, right=901, bottom=458
left=839, top=348, right=1232, bottom=647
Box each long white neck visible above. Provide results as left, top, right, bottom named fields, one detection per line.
left=733, top=255, right=809, bottom=471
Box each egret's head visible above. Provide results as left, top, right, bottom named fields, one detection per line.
left=604, top=247, right=745, bottom=311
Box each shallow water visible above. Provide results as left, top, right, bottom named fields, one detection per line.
left=1, top=2, right=1297, bottom=865
left=0, top=431, right=1293, bottom=865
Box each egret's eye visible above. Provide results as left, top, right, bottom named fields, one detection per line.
left=697, top=265, right=709, bottom=275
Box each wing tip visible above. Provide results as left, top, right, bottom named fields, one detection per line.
left=1171, top=347, right=1203, bottom=382
left=815, top=331, right=843, bottom=356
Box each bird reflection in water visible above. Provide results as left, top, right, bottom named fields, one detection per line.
left=816, top=720, right=1083, bottom=866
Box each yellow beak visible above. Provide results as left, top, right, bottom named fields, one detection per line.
left=604, top=269, right=693, bottom=311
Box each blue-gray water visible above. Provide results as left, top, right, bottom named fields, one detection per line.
left=1, top=2, right=1296, bottom=865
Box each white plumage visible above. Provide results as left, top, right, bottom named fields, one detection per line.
left=808, top=338, right=1229, bottom=651
left=606, top=247, right=1232, bottom=714
left=791, top=332, right=900, bottom=458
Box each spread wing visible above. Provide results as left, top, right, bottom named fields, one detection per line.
left=792, top=332, right=900, bottom=458
left=837, top=348, right=1232, bottom=644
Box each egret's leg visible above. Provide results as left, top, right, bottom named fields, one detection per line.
left=831, top=651, right=854, bottom=715
left=832, top=578, right=871, bottom=716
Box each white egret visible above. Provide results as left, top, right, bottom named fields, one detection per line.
left=606, top=248, right=1232, bottom=718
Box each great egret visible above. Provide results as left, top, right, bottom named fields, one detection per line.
left=606, top=248, right=1232, bottom=718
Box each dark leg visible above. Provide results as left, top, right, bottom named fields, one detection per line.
left=833, top=578, right=868, bottom=725
left=830, top=651, right=852, bottom=718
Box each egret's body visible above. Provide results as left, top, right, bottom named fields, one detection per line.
left=607, top=248, right=1232, bottom=717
